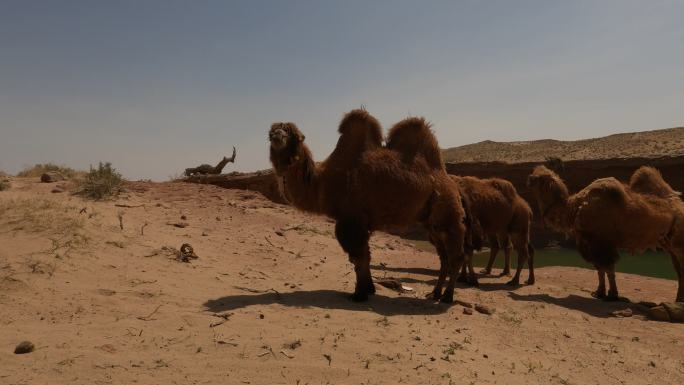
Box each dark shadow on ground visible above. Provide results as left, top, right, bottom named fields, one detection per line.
left=370, top=264, right=438, bottom=277
left=204, top=289, right=452, bottom=316
left=508, top=292, right=644, bottom=319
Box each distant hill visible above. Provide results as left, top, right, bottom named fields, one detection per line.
left=442, top=126, right=684, bottom=163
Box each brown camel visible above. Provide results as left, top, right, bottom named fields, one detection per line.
left=268, top=109, right=467, bottom=303
left=184, top=147, right=237, bottom=176
left=527, top=165, right=684, bottom=302
left=452, top=175, right=535, bottom=286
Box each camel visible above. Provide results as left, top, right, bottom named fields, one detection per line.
left=184, top=147, right=237, bottom=176
left=451, top=175, right=535, bottom=286
left=527, top=165, right=684, bottom=302
left=268, top=109, right=467, bottom=303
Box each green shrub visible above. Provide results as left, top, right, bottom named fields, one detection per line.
left=17, top=163, right=79, bottom=178
left=78, top=162, right=124, bottom=200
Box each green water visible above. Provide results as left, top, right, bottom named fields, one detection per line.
left=411, top=241, right=677, bottom=280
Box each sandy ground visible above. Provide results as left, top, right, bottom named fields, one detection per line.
left=1, top=178, right=683, bottom=385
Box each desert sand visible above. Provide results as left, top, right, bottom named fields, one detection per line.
left=1, top=178, right=683, bottom=385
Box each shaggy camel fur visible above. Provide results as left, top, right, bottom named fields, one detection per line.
left=268, top=109, right=467, bottom=303
left=452, top=175, right=535, bottom=286
left=528, top=165, right=684, bottom=302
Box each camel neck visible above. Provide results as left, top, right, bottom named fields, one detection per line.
left=279, top=149, right=321, bottom=214
left=543, top=196, right=572, bottom=232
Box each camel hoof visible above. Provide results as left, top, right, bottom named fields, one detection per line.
left=526, top=278, right=536, bottom=285
left=499, top=271, right=512, bottom=277
left=506, top=279, right=521, bottom=286
left=366, top=283, right=376, bottom=295
left=479, top=269, right=492, bottom=275
left=591, top=291, right=606, bottom=299
left=349, top=292, right=369, bottom=302
left=439, top=293, right=454, bottom=304
left=456, top=275, right=468, bottom=283
left=425, top=291, right=441, bottom=301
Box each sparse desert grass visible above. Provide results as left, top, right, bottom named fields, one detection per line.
left=78, top=162, right=124, bottom=200
left=0, top=178, right=9, bottom=191
left=0, top=198, right=89, bottom=256
left=17, top=163, right=80, bottom=178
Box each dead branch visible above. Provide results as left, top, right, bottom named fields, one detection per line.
left=137, top=304, right=162, bottom=321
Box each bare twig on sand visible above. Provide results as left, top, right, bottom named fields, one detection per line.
left=140, top=222, right=148, bottom=235
left=115, top=204, right=145, bottom=208
left=137, top=304, right=162, bottom=321
left=117, top=210, right=124, bottom=230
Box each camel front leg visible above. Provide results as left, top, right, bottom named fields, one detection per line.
left=667, top=248, right=684, bottom=302
left=605, top=267, right=621, bottom=301
left=335, top=219, right=374, bottom=302
left=591, top=268, right=607, bottom=299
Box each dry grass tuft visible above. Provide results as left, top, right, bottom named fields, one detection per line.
left=0, top=178, right=9, bottom=191
left=0, top=198, right=89, bottom=256
left=78, top=162, right=124, bottom=200
left=17, top=163, right=80, bottom=178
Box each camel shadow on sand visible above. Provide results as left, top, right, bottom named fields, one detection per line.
left=370, top=264, right=527, bottom=292
left=508, top=292, right=646, bottom=319
left=204, top=289, right=453, bottom=316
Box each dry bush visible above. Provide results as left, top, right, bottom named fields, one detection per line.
left=78, top=162, right=124, bottom=200
left=17, top=163, right=80, bottom=178
left=0, top=178, right=9, bottom=191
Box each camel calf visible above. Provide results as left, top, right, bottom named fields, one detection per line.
left=452, top=175, right=535, bottom=286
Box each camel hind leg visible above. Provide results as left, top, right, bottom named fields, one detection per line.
left=500, top=234, right=513, bottom=277
left=481, top=234, right=500, bottom=275
left=667, top=246, right=684, bottom=302
left=335, top=219, right=374, bottom=302
left=440, top=232, right=467, bottom=304
left=506, top=234, right=531, bottom=286
left=427, top=237, right=449, bottom=300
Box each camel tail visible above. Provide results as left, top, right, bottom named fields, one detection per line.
left=629, top=166, right=681, bottom=198
left=386, top=117, right=443, bottom=170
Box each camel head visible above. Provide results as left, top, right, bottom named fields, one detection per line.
left=268, top=122, right=313, bottom=179
left=527, top=165, right=570, bottom=223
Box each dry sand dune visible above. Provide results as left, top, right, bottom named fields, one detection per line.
left=443, top=126, right=684, bottom=163
left=1, top=178, right=683, bottom=385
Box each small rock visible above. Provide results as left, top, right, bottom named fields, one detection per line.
left=14, top=341, right=35, bottom=354
left=275, top=230, right=285, bottom=237
left=202, top=231, right=209, bottom=236
left=475, top=304, right=494, bottom=315
left=463, top=307, right=473, bottom=315
left=181, top=215, right=187, bottom=220
left=40, top=171, right=66, bottom=183
left=611, top=308, right=633, bottom=318
left=51, top=188, right=64, bottom=193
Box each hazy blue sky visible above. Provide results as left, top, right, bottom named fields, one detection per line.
left=1, top=1, right=683, bottom=180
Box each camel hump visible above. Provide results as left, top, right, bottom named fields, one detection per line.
left=487, top=178, right=518, bottom=201
left=337, top=108, right=383, bottom=149
left=629, top=166, right=680, bottom=198
left=386, top=117, right=443, bottom=170
left=586, top=177, right=629, bottom=203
